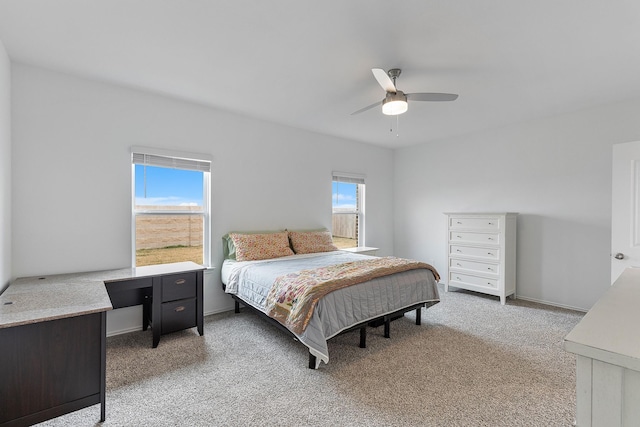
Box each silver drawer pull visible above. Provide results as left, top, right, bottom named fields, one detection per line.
left=456, top=249, right=462, bottom=252
left=457, top=235, right=462, bottom=238
left=457, top=263, right=462, bottom=266
left=457, top=221, right=462, bottom=224
left=175, top=279, right=186, bottom=285
left=175, top=306, right=185, bottom=312
left=488, top=222, right=493, bottom=225
left=487, top=252, right=493, bottom=255
left=487, top=267, right=492, bottom=270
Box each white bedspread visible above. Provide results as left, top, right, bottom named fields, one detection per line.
left=222, top=251, right=439, bottom=367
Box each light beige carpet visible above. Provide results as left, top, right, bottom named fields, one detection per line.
left=37, top=285, right=583, bottom=426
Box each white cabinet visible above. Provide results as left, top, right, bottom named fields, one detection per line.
left=445, top=212, right=517, bottom=304
left=564, top=268, right=640, bottom=426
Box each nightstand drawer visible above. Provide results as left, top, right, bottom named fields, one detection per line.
left=162, top=272, right=196, bottom=302
left=450, top=231, right=500, bottom=245
left=450, top=258, right=499, bottom=275
left=162, top=298, right=196, bottom=334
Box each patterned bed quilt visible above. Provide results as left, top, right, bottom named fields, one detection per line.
left=222, top=251, right=440, bottom=367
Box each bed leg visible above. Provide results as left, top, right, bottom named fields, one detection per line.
left=384, top=315, right=390, bottom=338
left=308, top=353, right=317, bottom=369
left=359, top=326, right=366, bottom=348
left=416, top=306, right=422, bottom=325
left=234, top=300, right=240, bottom=313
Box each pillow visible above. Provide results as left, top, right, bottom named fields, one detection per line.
left=229, top=232, right=294, bottom=261
left=288, top=230, right=339, bottom=254
left=222, top=230, right=285, bottom=260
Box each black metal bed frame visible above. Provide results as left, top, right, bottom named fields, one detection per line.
left=226, top=290, right=439, bottom=369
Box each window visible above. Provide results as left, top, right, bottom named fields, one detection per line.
left=332, top=172, right=365, bottom=249
left=132, top=147, right=211, bottom=267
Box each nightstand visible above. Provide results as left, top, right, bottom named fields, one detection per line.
left=341, top=246, right=379, bottom=256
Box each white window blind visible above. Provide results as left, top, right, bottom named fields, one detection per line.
left=132, top=152, right=211, bottom=173
left=332, top=172, right=365, bottom=185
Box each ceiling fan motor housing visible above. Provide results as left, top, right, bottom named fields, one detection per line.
left=387, top=68, right=402, bottom=80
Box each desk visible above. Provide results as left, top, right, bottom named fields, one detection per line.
left=0, top=275, right=111, bottom=426
left=0, top=261, right=205, bottom=426
left=104, top=262, right=205, bottom=348
left=564, top=268, right=640, bottom=426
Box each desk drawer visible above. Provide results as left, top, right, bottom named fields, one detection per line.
left=162, top=298, right=196, bottom=334
left=162, top=272, right=196, bottom=302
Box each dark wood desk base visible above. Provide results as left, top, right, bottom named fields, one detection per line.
left=105, top=268, right=204, bottom=348
left=0, top=312, right=106, bottom=427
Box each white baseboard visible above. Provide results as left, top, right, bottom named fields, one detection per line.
left=106, top=307, right=235, bottom=338
left=514, top=295, right=588, bottom=313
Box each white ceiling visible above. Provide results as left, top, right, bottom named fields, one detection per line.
left=1, top=1, right=640, bottom=149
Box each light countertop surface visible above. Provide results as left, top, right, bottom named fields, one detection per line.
left=564, top=267, right=640, bottom=371
left=0, top=261, right=204, bottom=329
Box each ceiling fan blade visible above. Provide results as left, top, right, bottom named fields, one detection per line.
left=351, top=100, right=382, bottom=115
left=407, top=92, right=459, bottom=102
left=372, top=68, right=396, bottom=92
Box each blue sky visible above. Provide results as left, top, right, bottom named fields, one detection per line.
left=135, top=165, right=203, bottom=206
left=135, top=165, right=357, bottom=209
left=332, top=181, right=357, bottom=209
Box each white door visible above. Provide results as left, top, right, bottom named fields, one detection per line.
left=611, top=141, right=640, bottom=283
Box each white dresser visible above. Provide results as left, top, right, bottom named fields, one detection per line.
left=564, top=268, right=640, bottom=426
left=445, top=212, right=517, bottom=304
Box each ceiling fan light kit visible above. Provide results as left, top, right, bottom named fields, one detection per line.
left=382, top=91, right=408, bottom=115
left=352, top=67, right=458, bottom=117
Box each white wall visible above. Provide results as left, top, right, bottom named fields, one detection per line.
left=0, top=40, right=10, bottom=294
left=11, top=64, right=395, bottom=333
left=394, top=99, right=640, bottom=311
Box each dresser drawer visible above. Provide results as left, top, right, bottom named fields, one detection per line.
left=450, top=231, right=500, bottom=245
left=161, top=298, right=196, bottom=334
left=161, top=272, right=197, bottom=302
left=449, top=272, right=498, bottom=289
left=449, top=216, right=500, bottom=230
left=450, top=245, right=500, bottom=260
left=450, top=258, right=499, bottom=275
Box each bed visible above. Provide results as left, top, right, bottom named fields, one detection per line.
left=220, top=230, right=440, bottom=368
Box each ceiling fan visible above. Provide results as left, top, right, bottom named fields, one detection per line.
left=351, top=68, right=458, bottom=116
